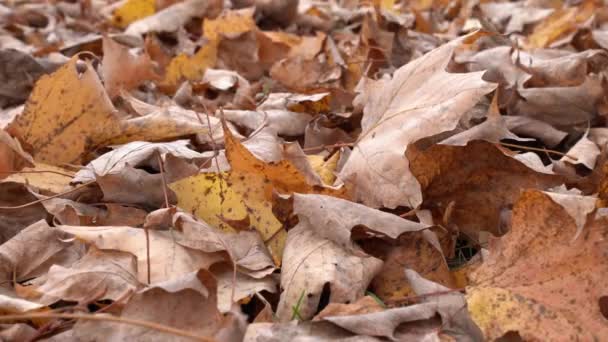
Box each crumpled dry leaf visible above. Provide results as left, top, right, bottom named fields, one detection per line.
left=286, top=193, right=429, bottom=252
left=222, top=92, right=330, bottom=137
left=407, top=141, right=562, bottom=240
left=0, top=220, right=85, bottom=286
left=339, top=32, right=496, bottom=208
left=41, top=198, right=148, bottom=227
left=466, top=189, right=607, bottom=340
left=369, top=231, right=455, bottom=304
left=0, top=130, right=33, bottom=179
left=73, top=269, right=237, bottom=342
left=0, top=182, right=48, bottom=244
left=57, top=225, right=223, bottom=283
left=27, top=248, right=141, bottom=305
left=173, top=212, right=275, bottom=279
left=212, top=263, right=276, bottom=313
left=276, top=224, right=383, bottom=321
left=73, top=140, right=203, bottom=184
left=0, top=49, right=48, bottom=108
left=101, top=36, right=159, bottom=98
left=504, top=116, right=567, bottom=147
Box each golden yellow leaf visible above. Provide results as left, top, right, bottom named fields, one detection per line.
left=162, top=43, right=217, bottom=91
left=111, top=0, right=156, bottom=28
left=527, top=1, right=595, bottom=48
left=161, top=8, right=256, bottom=90
left=7, top=56, right=120, bottom=165
left=202, top=9, right=256, bottom=41
left=170, top=122, right=346, bottom=264
left=307, top=152, right=340, bottom=185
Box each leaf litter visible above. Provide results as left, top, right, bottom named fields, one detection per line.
left=0, top=0, right=607, bottom=341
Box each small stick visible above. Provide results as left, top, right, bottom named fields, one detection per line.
left=302, top=142, right=354, bottom=152
left=498, top=142, right=578, bottom=161
left=0, top=170, right=75, bottom=178
left=0, top=313, right=215, bottom=341
left=0, top=180, right=96, bottom=210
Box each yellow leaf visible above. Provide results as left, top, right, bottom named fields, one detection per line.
left=111, top=0, right=156, bottom=28
left=162, top=42, right=217, bottom=91
left=161, top=8, right=256, bottom=90
left=202, top=9, right=256, bottom=41
left=307, top=152, right=340, bottom=185
left=527, top=1, right=594, bottom=48
left=170, top=122, right=346, bottom=264
left=7, top=56, right=120, bottom=165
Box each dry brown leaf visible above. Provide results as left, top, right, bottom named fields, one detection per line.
left=0, top=49, right=47, bottom=108
left=57, top=225, right=224, bottom=283
left=369, top=231, right=456, bottom=303
left=467, top=189, right=608, bottom=340
left=73, top=140, right=203, bottom=184
left=276, top=224, right=383, bottom=321
left=0, top=182, right=48, bottom=244
left=407, top=141, right=562, bottom=240
left=288, top=193, right=429, bottom=252
left=338, top=32, right=496, bottom=208
left=28, top=248, right=141, bottom=305
left=0, top=130, right=33, bottom=179
left=0, top=220, right=84, bottom=285
left=73, top=269, right=234, bottom=342
left=101, top=36, right=159, bottom=98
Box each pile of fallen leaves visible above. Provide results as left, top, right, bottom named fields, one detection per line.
left=1, top=0, right=607, bottom=340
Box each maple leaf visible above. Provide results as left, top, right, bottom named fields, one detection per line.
left=338, top=31, right=496, bottom=209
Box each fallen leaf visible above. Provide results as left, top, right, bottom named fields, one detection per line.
left=57, top=225, right=223, bottom=283
left=466, top=189, right=608, bottom=340
left=73, top=269, right=232, bottom=341
left=276, top=224, right=383, bottom=321
left=111, top=0, right=156, bottom=28
left=7, top=56, right=120, bottom=165
left=101, top=36, right=159, bottom=98
left=338, top=32, right=496, bottom=208
left=170, top=123, right=346, bottom=264
left=29, top=248, right=141, bottom=305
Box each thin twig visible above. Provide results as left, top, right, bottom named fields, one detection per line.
left=302, top=142, right=354, bottom=152
left=0, top=313, right=215, bottom=341
left=0, top=170, right=75, bottom=178
left=0, top=180, right=96, bottom=210
left=498, top=142, right=578, bottom=161
left=192, top=104, right=238, bottom=306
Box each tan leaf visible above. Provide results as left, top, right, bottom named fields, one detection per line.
left=73, top=269, right=233, bottom=342
left=57, top=225, right=224, bottom=283
left=276, top=224, right=383, bottom=321
left=338, top=32, right=496, bottom=208
left=30, top=248, right=141, bottom=305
